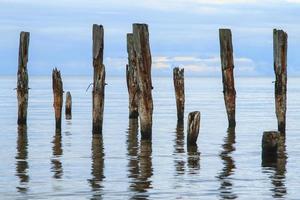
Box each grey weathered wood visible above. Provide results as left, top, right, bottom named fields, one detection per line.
left=17, top=31, right=30, bottom=125
left=65, top=91, right=72, bottom=120
left=273, top=29, right=288, bottom=134
left=126, top=33, right=139, bottom=119
left=173, top=67, right=185, bottom=123
left=219, top=29, right=236, bottom=129
left=262, top=131, right=280, bottom=158
left=52, top=68, right=63, bottom=131
left=92, top=24, right=106, bottom=134
left=187, top=111, right=201, bottom=146
left=132, top=23, right=153, bottom=139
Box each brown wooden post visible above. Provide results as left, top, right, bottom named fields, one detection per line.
left=187, top=111, right=200, bottom=146
left=126, top=33, right=139, bottom=119
left=17, top=31, right=30, bottom=125
left=273, top=29, right=288, bottom=134
left=132, top=23, right=153, bottom=139
left=52, top=68, right=63, bottom=131
left=262, top=131, right=280, bottom=160
left=219, top=29, right=236, bottom=129
left=65, top=91, right=72, bottom=120
left=92, top=24, right=106, bottom=134
left=173, top=67, right=185, bottom=123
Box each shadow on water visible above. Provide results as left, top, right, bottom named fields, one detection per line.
left=217, top=128, right=237, bottom=199
left=51, top=131, right=63, bottom=179
left=89, top=134, right=105, bottom=200
left=15, top=125, right=29, bottom=193
left=173, top=122, right=185, bottom=175
left=261, top=134, right=287, bottom=199
left=126, top=119, right=153, bottom=199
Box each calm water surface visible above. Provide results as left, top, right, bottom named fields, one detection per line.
left=1, top=76, right=300, bottom=199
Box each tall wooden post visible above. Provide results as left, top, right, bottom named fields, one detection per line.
left=92, top=24, right=106, bottom=135
left=126, top=33, right=139, bottom=119
left=52, top=68, right=63, bottom=131
left=273, top=29, right=287, bottom=134
left=219, top=29, right=236, bottom=129
left=173, top=67, right=185, bottom=123
left=65, top=91, right=72, bottom=120
left=132, top=23, right=153, bottom=139
left=17, top=31, right=30, bottom=125
left=187, top=111, right=201, bottom=146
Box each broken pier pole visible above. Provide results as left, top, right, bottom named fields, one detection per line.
left=262, top=131, right=280, bottom=160
left=65, top=91, right=72, bottom=120
left=17, top=31, right=30, bottom=125
left=219, top=29, right=236, bottom=129
left=126, top=33, right=139, bottom=119
left=92, top=24, right=106, bottom=134
left=133, top=23, right=153, bottom=139
left=187, top=111, right=201, bottom=146
left=273, top=29, right=288, bottom=134
left=52, top=68, right=63, bottom=131
left=173, top=67, right=185, bottom=123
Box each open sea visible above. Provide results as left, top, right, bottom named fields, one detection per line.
left=1, top=76, right=300, bottom=199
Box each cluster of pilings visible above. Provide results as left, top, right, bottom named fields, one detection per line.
left=16, top=24, right=287, bottom=162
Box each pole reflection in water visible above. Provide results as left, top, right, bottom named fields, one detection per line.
left=173, top=122, right=185, bottom=175
left=15, top=125, right=29, bottom=193
left=126, top=119, right=153, bottom=199
left=187, top=144, right=200, bottom=175
left=217, top=128, right=237, bottom=199
left=262, top=135, right=287, bottom=198
left=89, top=134, right=105, bottom=199
left=51, top=131, right=63, bottom=179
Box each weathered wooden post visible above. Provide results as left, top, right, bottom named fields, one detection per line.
left=52, top=68, right=63, bottom=131
left=173, top=67, right=185, bottom=123
left=92, top=24, right=106, bottom=135
left=126, top=33, right=139, bottom=119
left=132, top=23, right=153, bottom=139
left=262, top=131, right=279, bottom=159
left=273, top=29, right=288, bottom=134
left=17, top=31, right=30, bottom=125
left=187, top=111, right=201, bottom=146
left=219, top=29, right=236, bottom=129
left=65, top=91, right=72, bottom=120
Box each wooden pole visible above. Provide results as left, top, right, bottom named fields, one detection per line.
left=17, top=31, right=30, bottom=125
left=65, top=91, right=72, bottom=120
left=92, top=24, right=106, bottom=135
left=273, top=29, right=288, bottom=134
left=132, top=23, right=153, bottom=139
left=52, top=68, right=63, bottom=131
left=219, top=29, right=236, bottom=129
left=126, top=33, right=139, bottom=119
left=173, top=67, right=185, bottom=123
left=262, top=131, right=279, bottom=159
left=187, top=111, right=201, bottom=146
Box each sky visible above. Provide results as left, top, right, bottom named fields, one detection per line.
left=0, top=0, right=300, bottom=76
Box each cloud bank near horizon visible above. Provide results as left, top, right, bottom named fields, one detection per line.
left=0, top=0, right=300, bottom=76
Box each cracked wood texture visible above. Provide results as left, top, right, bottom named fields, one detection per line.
left=65, top=91, right=72, bottom=120
left=173, top=67, right=185, bottom=123
left=52, top=68, right=63, bottom=131
left=132, top=23, right=153, bottom=139
left=92, top=24, right=106, bottom=135
left=274, top=29, right=287, bottom=134
left=126, top=33, right=139, bottom=119
left=17, top=32, right=30, bottom=125
left=219, top=29, right=236, bottom=129
left=187, top=111, right=200, bottom=146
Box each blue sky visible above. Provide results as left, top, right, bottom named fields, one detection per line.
left=0, top=0, right=300, bottom=76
